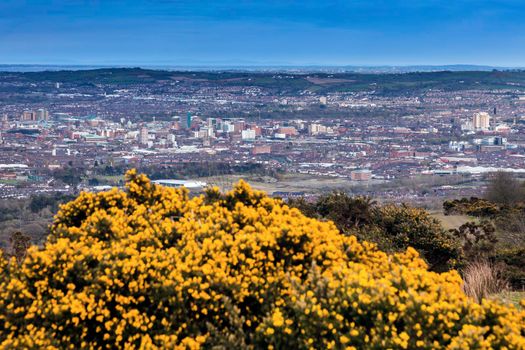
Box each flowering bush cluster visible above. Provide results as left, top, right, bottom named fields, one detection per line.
left=443, top=197, right=500, bottom=217
left=0, top=170, right=524, bottom=349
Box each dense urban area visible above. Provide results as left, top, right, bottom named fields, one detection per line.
left=1, top=69, right=525, bottom=202
left=1, top=68, right=525, bottom=243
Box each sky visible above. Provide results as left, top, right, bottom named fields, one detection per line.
left=1, top=0, right=525, bottom=66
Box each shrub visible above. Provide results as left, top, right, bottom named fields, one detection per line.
left=0, top=170, right=524, bottom=349
left=6, top=231, right=31, bottom=264
left=442, top=197, right=499, bottom=218
left=315, top=193, right=377, bottom=230
left=285, top=197, right=319, bottom=219
left=375, top=205, right=462, bottom=271
left=494, top=209, right=525, bottom=247
left=289, top=193, right=462, bottom=272
left=492, top=248, right=525, bottom=289
left=450, top=221, right=498, bottom=261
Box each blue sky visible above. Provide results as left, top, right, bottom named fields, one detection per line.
left=0, top=0, right=524, bottom=66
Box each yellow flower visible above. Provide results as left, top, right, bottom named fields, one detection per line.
left=271, top=309, right=284, bottom=327
left=0, top=171, right=523, bottom=349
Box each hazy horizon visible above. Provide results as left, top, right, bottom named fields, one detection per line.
left=0, top=63, right=523, bottom=74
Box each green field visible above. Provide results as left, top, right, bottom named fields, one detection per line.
left=429, top=212, right=477, bottom=230
left=0, top=179, right=19, bottom=185
left=491, top=291, right=525, bottom=309
left=93, top=175, right=125, bottom=185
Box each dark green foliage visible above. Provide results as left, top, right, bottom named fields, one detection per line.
left=493, top=210, right=525, bottom=247
left=375, top=205, right=461, bottom=272
left=491, top=248, right=525, bottom=289
left=442, top=193, right=525, bottom=289
left=203, top=187, right=224, bottom=206
left=443, top=197, right=499, bottom=217
left=29, top=193, right=75, bottom=213
left=88, top=178, right=100, bottom=186
left=285, top=197, right=318, bottom=219
left=93, top=162, right=280, bottom=179
left=315, top=193, right=377, bottom=230
left=287, top=193, right=377, bottom=231
left=7, top=68, right=525, bottom=94
left=52, top=167, right=84, bottom=187
left=288, top=192, right=461, bottom=271
left=443, top=195, right=525, bottom=248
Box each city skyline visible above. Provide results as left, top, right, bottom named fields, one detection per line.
left=1, top=1, right=525, bottom=66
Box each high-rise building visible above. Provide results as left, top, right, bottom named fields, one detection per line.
left=21, top=111, right=35, bottom=121
left=139, top=127, right=149, bottom=145
left=233, top=120, right=245, bottom=134
left=1, top=115, right=7, bottom=130
left=473, top=112, right=490, bottom=130
left=167, top=134, right=177, bottom=147
left=186, top=112, right=192, bottom=129
left=207, top=117, right=216, bottom=129
left=36, top=108, right=49, bottom=121
left=20, top=109, right=49, bottom=121
left=222, top=121, right=235, bottom=133
left=308, top=123, right=328, bottom=135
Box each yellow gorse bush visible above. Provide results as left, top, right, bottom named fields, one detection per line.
left=0, top=170, right=524, bottom=349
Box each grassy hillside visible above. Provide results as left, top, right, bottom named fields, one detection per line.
left=2, top=68, right=525, bottom=94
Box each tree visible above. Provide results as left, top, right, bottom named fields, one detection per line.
left=485, top=171, right=525, bottom=205
left=53, top=167, right=83, bottom=187
left=88, top=177, right=100, bottom=186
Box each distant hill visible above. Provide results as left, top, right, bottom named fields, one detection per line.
left=2, top=67, right=525, bottom=95
left=0, top=64, right=518, bottom=73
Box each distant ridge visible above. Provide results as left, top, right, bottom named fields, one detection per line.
left=3, top=66, right=525, bottom=95
left=0, top=64, right=522, bottom=74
